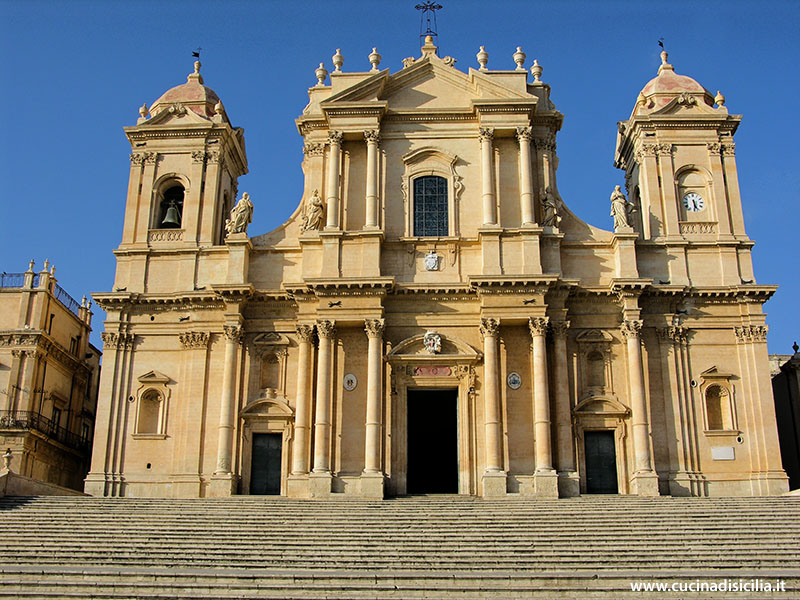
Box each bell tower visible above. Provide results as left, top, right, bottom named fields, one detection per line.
left=116, top=61, right=248, bottom=292
left=614, top=52, right=752, bottom=287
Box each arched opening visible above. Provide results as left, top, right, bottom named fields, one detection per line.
left=157, top=184, right=185, bottom=229
left=705, top=385, right=731, bottom=430
left=413, top=175, right=448, bottom=237
left=137, top=389, right=162, bottom=434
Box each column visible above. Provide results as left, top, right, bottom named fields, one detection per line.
left=362, top=319, right=386, bottom=499
left=621, top=319, right=659, bottom=496
left=480, top=317, right=506, bottom=496
left=291, top=324, right=315, bottom=475
left=551, top=320, right=579, bottom=496
left=312, top=320, right=335, bottom=474
left=480, top=318, right=503, bottom=472
left=215, top=324, right=242, bottom=477
left=325, top=131, right=343, bottom=229
left=516, top=126, right=535, bottom=225
left=479, top=127, right=496, bottom=225
left=529, top=317, right=558, bottom=497
left=364, top=130, right=380, bottom=229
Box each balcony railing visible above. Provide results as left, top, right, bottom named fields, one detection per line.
left=0, top=410, right=91, bottom=453
left=53, top=283, right=81, bottom=317
left=0, top=273, right=38, bottom=288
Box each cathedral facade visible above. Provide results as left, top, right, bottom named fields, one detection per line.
left=86, top=38, right=788, bottom=499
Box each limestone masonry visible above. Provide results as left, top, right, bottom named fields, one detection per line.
left=86, top=38, right=788, bottom=499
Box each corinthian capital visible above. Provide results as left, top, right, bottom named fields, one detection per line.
left=316, top=320, right=336, bottom=339
left=223, top=325, right=243, bottom=343
left=515, top=126, right=532, bottom=143
left=551, top=320, right=570, bottom=339
left=364, top=319, right=385, bottom=338
left=479, top=317, right=500, bottom=338
left=179, top=331, right=210, bottom=349
left=478, top=127, right=495, bottom=142
left=327, top=130, right=343, bottom=145
left=296, top=324, right=316, bottom=343
left=620, top=319, right=643, bottom=339
left=528, top=316, right=549, bottom=337
left=363, top=130, right=381, bottom=144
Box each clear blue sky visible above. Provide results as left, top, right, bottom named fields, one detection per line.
left=1, top=0, right=797, bottom=354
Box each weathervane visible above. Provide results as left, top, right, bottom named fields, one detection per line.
left=416, top=2, right=442, bottom=46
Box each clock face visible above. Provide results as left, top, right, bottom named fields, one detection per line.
left=683, top=192, right=705, bottom=212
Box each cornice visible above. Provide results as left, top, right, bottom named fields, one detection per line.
left=0, top=330, right=90, bottom=374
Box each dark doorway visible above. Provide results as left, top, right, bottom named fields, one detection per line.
left=584, top=430, right=619, bottom=494
left=250, top=433, right=282, bottom=495
left=407, top=388, right=458, bottom=494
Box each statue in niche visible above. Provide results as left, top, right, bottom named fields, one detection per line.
left=610, top=185, right=636, bottom=230
left=225, top=192, right=253, bottom=236
left=301, top=189, right=324, bottom=232
left=541, top=186, right=562, bottom=228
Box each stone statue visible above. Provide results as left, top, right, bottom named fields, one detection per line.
left=301, top=189, right=324, bottom=232
left=541, top=186, right=561, bottom=228
left=610, top=185, right=635, bottom=230
left=225, top=192, right=253, bottom=236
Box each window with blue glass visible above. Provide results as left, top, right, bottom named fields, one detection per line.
left=413, top=176, right=448, bottom=236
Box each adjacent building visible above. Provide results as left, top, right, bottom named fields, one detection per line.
left=0, top=263, right=100, bottom=491
left=86, top=38, right=788, bottom=499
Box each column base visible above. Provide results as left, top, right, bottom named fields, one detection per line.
left=309, top=472, right=333, bottom=498
left=557, top=470, right=581, bottom=498
left=360, top=472, right=386, bottom=499
left=208, top=473, right=237, bottom=498
left=83, top=473, right=110, bottom=497
left=287, top=474, right=310, bottom=498
left=534, top=470, right=559, bottom=498
left=631, top=471, right=660, bottom=497
left=482, top=470, right=507, bottom=497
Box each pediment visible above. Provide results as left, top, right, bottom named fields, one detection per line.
left=251, top=332, right=290, bottom=347
left=140, top=103, right=211, bottom=127
left=388, top=332, right=481, bottom=360
left=575, top=329, right=614, bottom=343
left=650, top=93, right=718, bottom=116
left=241, top=396, right=294, bottom=418
left=323, top=57, right=531, bottom=111
left=574, top=396, right=629, bottom=417
left=699, top=366, right=736, bottom=380
left=137, top=370, right=171, bottom=384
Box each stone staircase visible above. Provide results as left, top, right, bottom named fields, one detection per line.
left=0, top=495, right=798, bottom=598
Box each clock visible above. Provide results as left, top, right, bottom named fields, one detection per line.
left=682, top=192, right=705, bottom=212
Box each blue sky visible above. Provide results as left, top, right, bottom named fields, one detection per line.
left=1, top=0, right=798, bottom=354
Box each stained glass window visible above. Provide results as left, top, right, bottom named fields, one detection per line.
left=413, top=176, right=448, bottom=237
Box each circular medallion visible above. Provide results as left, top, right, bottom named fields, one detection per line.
left=507, top=372, right=522, bottom=390
left=343, top=373, right=357, bottom=391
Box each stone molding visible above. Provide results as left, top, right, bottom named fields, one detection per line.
left=656, top=325, right=688, bottom=345
left=101, top=331, right=135, bottom=349
left=734, top=325, right=768, bottom=343
left=303, top=143, right=325, bottom=157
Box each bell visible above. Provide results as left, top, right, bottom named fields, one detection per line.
left=161, top=203, right=181, bottom=228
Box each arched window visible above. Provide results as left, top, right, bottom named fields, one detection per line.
left=413, top=176, right=448, bottom=237
left=705, top=385, right=732, bottom=430
left=137, top=389, right=163, bottom=434
left=157, top=184, right=185, bottom=229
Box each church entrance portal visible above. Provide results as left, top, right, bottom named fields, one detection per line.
left=250, top=433, right=282, bottom=495
left=406, top=389, right=458, bottom=494
left=584, top=430, right=619, bottom=494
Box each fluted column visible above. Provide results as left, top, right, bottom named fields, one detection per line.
left=480, top=318, right=503, bottom=472
left=291, top=324, right=316, bottom=475
left=363, top=319, right=385, bottom=473
left=529, top=317, right=553, bottom=471
left=621, top=319, right=658, bottom=496
left=479, top=127, right=497, bottom=225
left=215, top=324, right=242, bottom=474
left=364, top=130, right=380, bottom=229
left=325, top=131, right=343, bottom=229
left=516, top=126, right=535, bottom=225
left=312, top=320, right=335, bottom=473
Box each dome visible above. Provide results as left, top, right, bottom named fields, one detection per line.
left=635, top=52, right=714, bottom=112
left=149, top=61, right=221, bottom=119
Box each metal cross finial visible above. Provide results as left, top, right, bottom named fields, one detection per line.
left=416, top=2, right=442, bottom=46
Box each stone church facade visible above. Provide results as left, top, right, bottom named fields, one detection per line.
left=86, top=38, right=788, bottom=499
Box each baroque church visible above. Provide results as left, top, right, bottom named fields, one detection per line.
left=86, top=37, right=788, bottom=499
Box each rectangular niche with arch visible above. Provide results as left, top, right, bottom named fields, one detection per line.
left=248, top=332, right=290, bottom=401
left=698, top=366, right=739, bottom=435
left=132, top=370, right=171, bottom=439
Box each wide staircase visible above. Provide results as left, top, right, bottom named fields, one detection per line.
left=0, top=495, right=799, bottom=599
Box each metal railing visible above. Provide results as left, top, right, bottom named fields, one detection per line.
left=53, top=283, right=81, bottom=317
left=0, top=410, right=91, bottom=453
left=0, top=273, right=26, bottom=288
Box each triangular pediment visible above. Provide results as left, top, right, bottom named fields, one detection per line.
left=323, top=57, right=533, bottom=112
left=699, top=366, right=736, bottom=380
left=137, top=370, right=171, bottom=384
